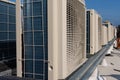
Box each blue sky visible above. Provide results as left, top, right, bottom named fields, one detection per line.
left=86, top=0, right=120, bottom=26
left=10, top=0, right=119, bottom=26
left=10, top=0, right=15, bottom=2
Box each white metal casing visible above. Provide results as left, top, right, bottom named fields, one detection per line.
left=48, top=0, right=86, bottom=79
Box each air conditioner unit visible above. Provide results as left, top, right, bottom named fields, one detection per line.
left=86, top=9, right=101, bottom=55
left=102, top=25, right=108, bottom=45
left=17, top=0, right=86, bottom=80
left=103, top=21, right=114, bottom=42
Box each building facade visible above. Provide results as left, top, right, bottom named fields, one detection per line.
left=17, top=0, right=86, bottom=80
left=0, top=0, right=16, bottom=64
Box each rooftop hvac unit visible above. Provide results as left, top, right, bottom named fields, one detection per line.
left=86, top=10, right=94, bottom=56
left=17, top=0, right=86, bottom=80
left=48, top=0, right=86, bottom=79
left=102, top=25, right=108, bottom=45
left=86, top=9, right=101, bottom=55
left=103, top=21, right=113, bottom=42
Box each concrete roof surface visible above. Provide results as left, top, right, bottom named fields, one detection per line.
left=98, top=49, right=120, bottom=80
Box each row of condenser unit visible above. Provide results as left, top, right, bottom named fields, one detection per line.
left=15, top=0, right=116, bottom=80
left=86, top=9, right=116, bottom=57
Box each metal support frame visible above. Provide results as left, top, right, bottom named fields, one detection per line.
left=66, top=38, right=116, bottom=80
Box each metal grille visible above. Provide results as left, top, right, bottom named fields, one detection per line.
left=86, top=11, right=90, bottom=56
left=0, top=1, right=16, bottom=62
left=67, top=0, right=85, bottom=73
left=98, top=16, right=102, bottom=50
left=23, top=0, right=48, bottom=80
